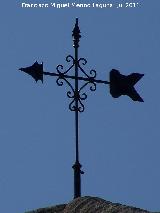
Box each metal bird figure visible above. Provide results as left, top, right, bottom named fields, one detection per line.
left=110, top=69, right=144, bottom=102
left=19, top=61, right=43, bottom=83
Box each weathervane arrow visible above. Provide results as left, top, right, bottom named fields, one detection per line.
left=19, top=18, right=144, bottom=200
left=110, top=69, right=144, bottom=102
left=19, top=61, right=43, bottom=83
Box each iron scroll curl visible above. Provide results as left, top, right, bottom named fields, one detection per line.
left=55, top=54, right=98, bottom=112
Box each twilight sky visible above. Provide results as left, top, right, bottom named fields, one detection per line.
left=0, top=1, right=160, bottom=213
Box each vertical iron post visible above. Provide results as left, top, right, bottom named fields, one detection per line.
left=72, top=18, right=83, bottom=199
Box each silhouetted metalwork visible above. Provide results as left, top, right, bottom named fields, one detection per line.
left=110, top=69, right=144, bottom=102
left=19, top=18, right=144, bottom=199
left=19, top=61, right=43, bottom=83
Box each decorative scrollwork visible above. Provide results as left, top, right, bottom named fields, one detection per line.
left=79, top=82, right=89, bottom=93
left=66, top=55, right=74, bottom=63
left=56, top=62, right=77, bottom=112
left=69, top=99, right=77, bottom=112
left=78, top=59, right=97, bottom=90
left=89, top=69, right=97, bottom=78
left=67, top=91, right=74, bottom=99
left=56, top=64, right=64, bottom=74
left=56, top=77, right=64, bottom=86
left=78, top=58, right=89, bottom=78
left=79, top=80, right=97, bottom=94
left=56, top=55, right=75, bottom=75
left=63, top=78, right=75, bottom=94
left=67, top=90, right=86, bottom=112
left=56, top=75, right=75, bottom=99
left=78, top=57, right=87, bottom=66
left=55, top=54, right=76, bottom=109
left=68, top=91, right=86, bottom=112
left=79, top=92, right=87, bottom=101
left=55, top=54, right=97, bottom=113
left=78, top=99, right=85, bottom=112
left=89, top=82, right=96, bottom=91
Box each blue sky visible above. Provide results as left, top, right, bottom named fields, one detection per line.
left=0, top=1, right=160, bottom=212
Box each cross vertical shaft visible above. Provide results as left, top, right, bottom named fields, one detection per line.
left=72, top=18, right=83, bottom=199
left=75, top=18, right=79, bottom=164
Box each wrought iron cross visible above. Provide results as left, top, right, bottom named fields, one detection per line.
left=19, top=18, right=144, bottom=199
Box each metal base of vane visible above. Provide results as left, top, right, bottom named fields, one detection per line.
left=72, top=160, right=84, bottom=198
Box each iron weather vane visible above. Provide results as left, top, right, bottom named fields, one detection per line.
left=19, top=18, right=144, bottom=199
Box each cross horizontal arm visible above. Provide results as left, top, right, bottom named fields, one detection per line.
left=43, top=71, right=110, bottom=85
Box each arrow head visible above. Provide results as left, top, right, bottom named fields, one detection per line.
left=19, top=61, right=43, bottom=83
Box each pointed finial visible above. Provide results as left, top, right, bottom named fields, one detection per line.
left=72, top=18, right=81, bottom=48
